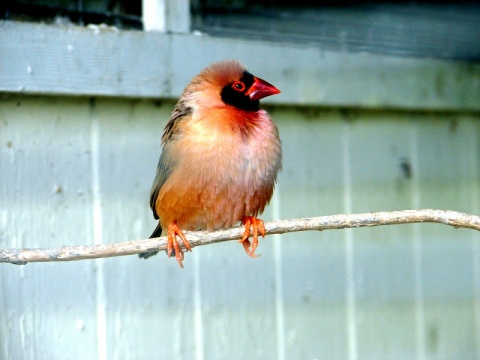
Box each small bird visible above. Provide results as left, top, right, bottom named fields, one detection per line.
left=139, top=60, right=282, bottom=267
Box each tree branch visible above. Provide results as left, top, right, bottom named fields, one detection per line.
left=1, top=209, right=479, bottom=265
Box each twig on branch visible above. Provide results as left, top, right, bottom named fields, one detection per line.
left=1, top=209, right=479, bottom=265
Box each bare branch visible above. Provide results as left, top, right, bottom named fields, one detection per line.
left=1, top=209, right=479, bottom=265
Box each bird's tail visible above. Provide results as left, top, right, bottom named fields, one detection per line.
left=138, top=224, right=163, bottom=259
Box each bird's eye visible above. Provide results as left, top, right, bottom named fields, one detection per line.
left=232, top=81, right=246, bottom=92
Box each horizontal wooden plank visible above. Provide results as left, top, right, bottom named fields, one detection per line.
left=1, top=20, right=480, bottom=111
left=196, top=3, right=480, bottom=61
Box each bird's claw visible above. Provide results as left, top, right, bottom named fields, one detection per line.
left=240, top=216, right=265, bottom=257
left=167, top=222, right=192, bottom=268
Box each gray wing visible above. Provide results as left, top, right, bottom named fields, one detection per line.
left=149, top=101, right=192, bottom=220
left=149, top=151, right=173, bottom=220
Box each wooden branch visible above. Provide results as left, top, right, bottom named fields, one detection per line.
left=1, top=209, right=479, bottom=265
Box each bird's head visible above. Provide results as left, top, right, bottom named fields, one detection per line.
left=188, top=60, right=280, bottom=112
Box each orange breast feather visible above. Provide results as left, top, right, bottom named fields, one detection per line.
left=155, top=107, right=281, bottom=232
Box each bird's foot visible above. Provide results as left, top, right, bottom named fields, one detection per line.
left=239, top=216, right=265, bottom=258
left=167, top=222, right=192, bottom=268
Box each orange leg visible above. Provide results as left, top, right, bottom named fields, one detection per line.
left=239, top=216, right=265, bottom=258
left=167, top=222, right=192, bottom=268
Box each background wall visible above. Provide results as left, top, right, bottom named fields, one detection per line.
left=1, top=94, right=479, bottom=360
left=2, top=2, right=480, bottom=358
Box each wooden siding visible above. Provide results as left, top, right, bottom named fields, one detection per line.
left=1, top=21, right=480, bottom=111
left=1, top=95, right=479, bottom=359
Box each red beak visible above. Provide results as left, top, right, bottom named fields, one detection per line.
left=245, top=76, right=281, bottom=101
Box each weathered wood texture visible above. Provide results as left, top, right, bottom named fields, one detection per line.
left=1, top=21, right=480, bottom=111
left=1, top=95, right=479, bottom=359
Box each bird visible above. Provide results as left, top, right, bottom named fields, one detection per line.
left=139, top=60, right=282, bottom=267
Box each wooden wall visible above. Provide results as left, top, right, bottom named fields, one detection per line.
left=1, top=94, right=479, bottom=359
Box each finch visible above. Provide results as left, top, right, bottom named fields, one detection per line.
left=139, top=60, right=282, bottom=267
